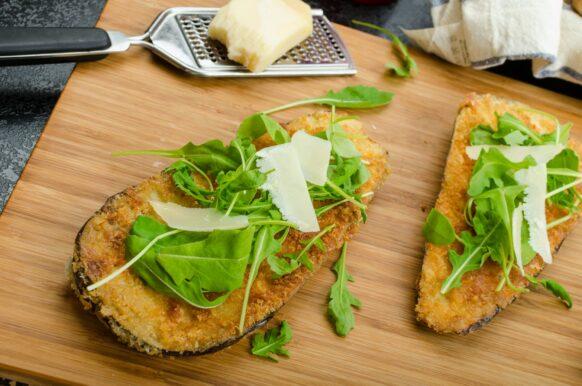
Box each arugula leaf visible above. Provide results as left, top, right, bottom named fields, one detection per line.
left=328, top=122, right=361, bottom=158
left=469, top=113, right=570, bottom=147
left=237, top=113, right=290, bottom=144
left=519, top=220, right=537, bottom=266
left=227, top=169, right=267, bottom=193
left=422, top=209, right=456, bottom=245
left=541, top=122, right=572, bottom=145
left=470, top=124, right=500, bottom=145
left=286, top=224, right=335, bottom=271
left=156, top=227, right=255, bottom=292
left=539, top=279, right=573, bottom=308
left=262, top=85, right=393, bottom=114
left=352, top=20, right=417, bottom=78
left=251, top=321, right=292, bottom=362
left=321, top=85, right=394, bottom=108
left=239, top=226, right=282, bottom=331
left=547, top=149, right=580, bottom=212
left=468, top=148, right=535, bottom=196
left=527, top=276, right=573, bottom=308
left=497, top=113, right=542, bottom=145
left=113, top=140, right=240, bottom=175
left=267, top=254, right=300, bottom=279
left=167, top=161, right=214, bottom=204
left=126, top=216, right=254, bottom=308
left=328, top=242, right=361, bottom=337
left=440, top=224, right=500, bottom=294
left=493, top=123, right=530, bottom=145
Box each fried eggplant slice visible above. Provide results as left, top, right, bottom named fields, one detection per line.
left=416, top=94, right=581, bottom=334
left=70, top=112, right=388, bottom=355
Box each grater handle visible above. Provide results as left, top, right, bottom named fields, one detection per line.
left=0, top=27, right=112, bottom=65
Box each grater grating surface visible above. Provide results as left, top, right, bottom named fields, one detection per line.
left=167, top=9, right=355, bottom=76
left=179, top=14, right=348, bottom=68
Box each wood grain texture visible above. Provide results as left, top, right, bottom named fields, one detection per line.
left=0, top=0, right=580, bottom=384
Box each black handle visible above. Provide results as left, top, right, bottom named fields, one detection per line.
left=0, top=27, right=111, bottom=65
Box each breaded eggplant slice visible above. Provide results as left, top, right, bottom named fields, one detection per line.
left=70, top=112, right=388, bottom=355
left=416, top=94, right=582, bottom=334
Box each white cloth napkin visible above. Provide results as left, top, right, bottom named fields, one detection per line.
left=403, top=0, right=582, bottom=85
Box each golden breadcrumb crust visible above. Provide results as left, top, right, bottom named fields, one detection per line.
left=71, top=112, right=389, bottom=355
left=416, top=94, right=582, bottom=334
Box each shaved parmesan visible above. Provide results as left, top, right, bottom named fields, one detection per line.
left=512, top=204, right=525, bottom=275
left=466, top=144, right=564, bottom=164
left=256, top=143, right=319, bottom=232
left=514, top=164, right=552, bottom=264
left=150, top=201, right=248, bottom=231
left=291, top=130, right=331, bottom=186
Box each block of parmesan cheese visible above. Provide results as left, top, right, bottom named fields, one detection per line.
left=208, top=0, right=313, bottom=73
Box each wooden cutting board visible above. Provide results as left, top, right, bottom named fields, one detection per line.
left=1, top=0, right=581, bottom=384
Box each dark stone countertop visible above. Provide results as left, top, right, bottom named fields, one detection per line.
left=0, top=0, right=579, bottom=212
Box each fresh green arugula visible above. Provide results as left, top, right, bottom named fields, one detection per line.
left=308, top=110, right=370, bottom=220
left=547, top=149, right=580, bottom=213
left=125, top=216, right=255, bottom=308
left=251, top=321, right=292, bottom=362
left=422, top=209, right=456, bottom=245
left=284, top=224, right=334, bottom=271
left=262, top=85, right=393, bottom=114
left=440, top=224, right=500, bottom=293
left=423, top=112, right=578, bottom=306
left=328, top=242, right=361, bottom=337
left=239, top=226, right=282, bottom=331
left=352, top=20, right=418, bottom=78
left=113, top=139, right=240, bottom=174
left=535, top=278, right=573, bottom=308
left=237, top=113, right=291, bottom=143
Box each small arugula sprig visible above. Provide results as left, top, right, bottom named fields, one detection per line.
left=423, top=112, right=578, bottom=307
left=251, top=321, right=293, bottom=362
left=352, top=20, right=417, bottom=78
left=328, top=242, right=362, bottom=336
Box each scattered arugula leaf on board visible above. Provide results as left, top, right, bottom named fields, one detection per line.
left=422, top=208, right=456, bottom=245
left=328, top=242, right=361, bottom=337
left=526, top=276, right=573, bottom=308
left=539, top=279, right=573, bottom=308
left=251, top=321, right=293, bottom=362
left=352, top=19, right=417, bottom=78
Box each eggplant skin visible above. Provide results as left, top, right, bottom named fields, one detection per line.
left=416, top=94, right=582, bottom=335
left=69, top=112, right=389, bottom=356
